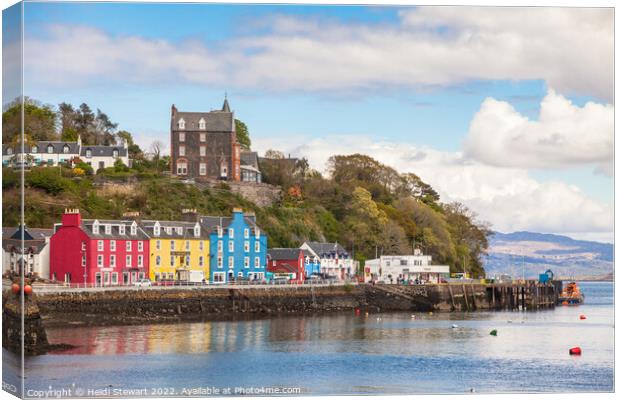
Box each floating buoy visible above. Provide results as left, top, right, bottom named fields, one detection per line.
left=429, top=312, right=433, bottom=316
left=365, top=312, right=369, bottom=317
left=11, top=283, right=20, bottom=294
left=490, top=329, right=498, bottom=336
left=569, top=347, right=582, bottom=356
left=23, top=284, right=33, bottom=296
left=355, top=309, right=361, bottom=316
left=451, top=324, right=458, bottom=329
left=562, top=301, right=569, bottom=306
left=579, top=315, right=586, bottom=320
left=411, top=315, right=416, bottom=320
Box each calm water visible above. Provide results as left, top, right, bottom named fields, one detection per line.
left=4, top=282, right=614, bottom=396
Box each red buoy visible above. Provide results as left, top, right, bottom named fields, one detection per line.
left=355, top=309, right=361, bottom=316
left=579, top=315, right=586, bottom=320
left=569, top=347, right=582, bottom=355
left=11, top=283, right=20, bottom=294
left=23, top=284, right=33, bottom=296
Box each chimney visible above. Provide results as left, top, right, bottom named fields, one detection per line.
left=181, top=208, right=198, bottom=222
left=62, top=209, right=81, bottom=227
left=171, top=104, right=177, bottom=115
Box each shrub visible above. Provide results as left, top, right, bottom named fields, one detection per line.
left=25, top=167, right=70, bottom=195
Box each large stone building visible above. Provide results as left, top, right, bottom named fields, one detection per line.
left=170, top=98, right=241, bottom=181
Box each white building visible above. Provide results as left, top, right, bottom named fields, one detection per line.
left=2, top=135, right=129, bottom=170
left=300, top=241, right=355, bottom=280
left=2, top=226, right=53, bottom=279
left=364, top=249, right=450, bottom=284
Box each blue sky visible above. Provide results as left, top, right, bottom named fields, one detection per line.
left=8, top=2, right=615, bottom=241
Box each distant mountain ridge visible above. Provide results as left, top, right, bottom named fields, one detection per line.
left=484, top=231, right=614, bottom=279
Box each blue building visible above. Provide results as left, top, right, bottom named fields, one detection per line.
left=303, top=253, right=321, bottom=278
left=200, top=208, right=267, bottom=283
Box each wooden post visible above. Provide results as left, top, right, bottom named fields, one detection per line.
left=462, top=284, right=470, bottom=311
left=448, top=284, right=456, bottom=311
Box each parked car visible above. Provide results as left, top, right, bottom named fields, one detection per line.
left=134, top=279, right=152, bottom=287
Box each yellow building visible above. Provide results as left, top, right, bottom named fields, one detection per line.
left=141, top=217, right=210, bottom=283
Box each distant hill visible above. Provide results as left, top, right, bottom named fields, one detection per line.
left=484, top=231, right=614, bottom=279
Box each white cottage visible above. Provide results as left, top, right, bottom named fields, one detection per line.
left=300, top=241, right=355, bottom=280
left=364, top=249, right=450, bottom=284
left=2, top=226, right=53, bottom=279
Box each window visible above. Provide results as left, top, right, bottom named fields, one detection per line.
left=244, top=228, right=249, bottom=238
left=126, top=241, right=132, bottom=251
left=154, top=225, right=160, bottom=236
left=126, top=255, right=132, bottom=267
left=130, top=224, right=137, bottom=236
left=255, top=257, right=260, bottom=268
left=111, top=273, right=118, bottom=285
left=93, top=222, right=100, bottom=235
left=179, top=132, right=185, bottom=142
left=171, top=256, right=175, bottom=267
left=110, top=255, right=116, bottom=267
left=168, top=273, right=174, bottom=280
left=97, top=240, right=104, bottom=251
left=176, top=227, right=183, bottom=235
left=97, top=255, right=103, bottom=267
left=185, top=256, right=190, bottom=265
left=156, top=256, right=161, bottom=266
left=179, top=145, right=185, bottom=157
left=110, top=240, right=116, bottom=252
left=199, top=256, right=204, bottom=267
left=228, top=241, right=234, bottom=252
left=185, top=241, right=190, bottom=251
left=255, top=228, right=260, bottom=238
left=213, top=272, right=225, bottom=283
left=194, top=226, right=200, bottom=237
left=244, top=257, right=249, bottom=269
left=81, top=255, right=86, bottom=266
left=165, top=227, right=172, bottom=234
left=119, top=225, right=125, bottom=235
left=105, top=224, right=111, bottom=235
left=171, top=241, right=175, bottom=250
left=228, top=256, right=234, bottom=269
left=32, top=145, right=38, bottom=153
left=138, top=255, right=143, bottom=267
left=200, top=133, right=206, bottom=142
left=81, top=242, right=86, bottom=251
left=138, top=241, right=143, bottom=252
left=199, top=118, right=206, bottom=130
left=156, top=240, right=161, bottom=250
left=112, top=149, right=119, bottom=158
left=47, top=145, right=54, bottom=153
left=217, top=226, right=223, bottom=238
left=176, top=161, right=187, bottom=175
left=199, top=241, right=204, bottom=251
left=228, top=228, right=234, bottom=238
left=238, top=272, right=244, bottom=278
left=255, top=240, right=260, bottom=252
left=199, top=163, right=206, bottom=176
left=86, top=149, right=92, bottom=158
left=217, top=256, right=223, bottom=268
left=6, top=147, right=13, bottom=155
left=244, top=241, right=250, bottom=252
left=200, top=146, right=206, bottom=156
left=217, top=240, right=223, bottom=253
left=155, top=273, right=160, bottom=281
left=63, top=145, right=69, bottom=154
left=400, top=259, right=408, bottom=266
left=178, top=118, right=185, bottom=129
left=138, top=272, right=145, bottom=280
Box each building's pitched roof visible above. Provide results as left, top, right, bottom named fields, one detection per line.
left=268, top=263, right=298, bottom=274
left=303, top=241, right=349, bottom=258
left=2, top=226, right=51, bottom=254
left=80, top=219, right=150, bottom=240
left=268, top=248, right=302, bottom=261
left=3, top=141, right=79, bottom=156
left=222, top=98, right=231, bottom=112
left=199, top=214, right=262, bottom=234
left=173, top=111, right=234, bottom=132
left=80, top=146, right=127, bottom=157
left=240, top=151, right=259, bottom=168
left=140, top=220, right=209, bottom=239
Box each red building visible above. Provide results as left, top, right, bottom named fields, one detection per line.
left=50, top=209, right=150, bottom=286
left=267, top=248, right=305, bottom=283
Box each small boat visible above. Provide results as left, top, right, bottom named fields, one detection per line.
left=558, top=282, right=585, bottom=305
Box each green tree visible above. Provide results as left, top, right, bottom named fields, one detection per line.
left=235, top=119, right=251, bottom=149
left=2, top=97, right=57, bottom=142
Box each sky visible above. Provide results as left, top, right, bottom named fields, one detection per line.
left=5, top=1, right=615, bottom=243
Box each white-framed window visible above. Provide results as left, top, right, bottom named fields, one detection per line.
left=199, top=118, right=206, bottom=130
left=126, top=255, right=132, bottom=267
left=138, top=241, right=143, bottom=252
left=112, top=149, right=119, bottom=158
left=31, top=145, right=38, bottom=153
left=254, top=257, right=260, bottom=268
left=244, top=241, right=249, bottom=252
left=81, top=255, right=86, bottom=266
left=126, top=241, right=132, bottom=252
left=255, top=240, right=260, bottom=252
left=179, top=132, right=185, bottom=142
left=171, top=241, right=176, bottom=250
left=217, top=226, right=223, bottom=238
left=156, top=256, right=161, bottom=266
left=111, top=273, right=118, bottom=284
left=217, top=240, right=223, bottom=253
left=110, top=240, right=116, bottom=252
left=238, top=272, right=244, bottom=278
left=244, top=228, right=249, bottom=238
left=171, top=256, right=176, bottom=267
left=194, top=226, right=200, bottom=237
left=138, top=272, right=145, bottom=280
left=199, top=256, right=204, bottom=267
left=86, top=149, right=92, bottom=158
left=199, top=162, right=206, bottom=176
left=228, top=228, right=234, bottom=238
left=176, top=161, right=187, bottom=175
left=130, top=224, right=137, bottom=236
left=63, top=145, right=69, bottom=154
left=47, top=145, right=54, bottom=154
left=244, top=257, right=249, bottom=269
left=104, top=224, right=111, bottom=234
left=93, top=221, right=100, bottom=234
left=110, top=255, right=116, bottom=267
left=138, top=255, right=143, bottom=267
left=185, top=255, right=190, bottom=265
left=165, top=227, right=172, bottom=235
left=200, top=133, right=206, bottom=142
left=97, top=240, right=104, bottom=251
left=213, top=272, right=225, bottom=283
left=200, top=146, right=206, bottom=157
left=154, top=225, right=160, bottom=236
left=185, top=241, right=190, bottom=251
left=199, top=241, right=204, bottom=251
left=178, top=118, right=185, bottom=130
left=179, top=145, right=185, bottom=157
left=97, top=254, right=103, bottom=267
left=228, top=256, right=234, bottom=269
left=156, top=240, right=161, bottom=250
left=228, top=241, right=234, bottom=252
left=217, top=256, right=223, bottom=268
left=81, top=241, right=86, bottom=251
left=119, top=225, right=125, bottom=235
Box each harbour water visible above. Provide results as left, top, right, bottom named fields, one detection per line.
left=4, top=281, right=614, bottom=395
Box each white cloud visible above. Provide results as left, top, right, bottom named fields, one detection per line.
left=253, top=134, right=612, bottom=239
left=24, top=7, right=613, bottom=99
left=463, top=90, right=614, bottom=174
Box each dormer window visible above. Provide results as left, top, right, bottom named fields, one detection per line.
left=194, top=223, right=201, bottom=237
left=178, top=118, right=185, bottom=130
left=86, top=149, right=92, bottom=158
left=63, top=145, right=70, bottom=154
left=112, top=149, right=119, bottom=158
left=119, top=225, right=126, bottom=235
left=153, top=223, right=160, bottom=236
left=130, top=223, right=137, bottom=236
left=47, top=145, right=54, bottom=154
left=31, top=146, right=38, bottom=153
left=6, top=147, right=13, bottom=155
left=165, top=227, right=172, bottom=235
left=217, top=226, right=223, bottom=238
left=199, top=118, right=206, bottom=130
left=176, top=227, right=183, bottom=235
left=104, top=224, right=111, bottom=235
left=92, top=221, right=100, bottom=235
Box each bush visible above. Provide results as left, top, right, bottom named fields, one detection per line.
left=75, top=162, right=94, bottom=176
left=2, top=168, right=18, bottom=189
left=25, top=167, right=70, bottom=195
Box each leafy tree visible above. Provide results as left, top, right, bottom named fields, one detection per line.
left=75, top=103, right=96, bottom=143
left=58, top=102, right=77, bottom=140
left=2, top=97, right=57, bottom=142
left=235, top=119, right=251, bottom=149
left=95, top=109, right=118, bottom=145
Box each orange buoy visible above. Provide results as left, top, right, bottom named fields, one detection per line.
left=579, top=315, right=586, bottom=320
left=11, top=283, right=20, bottom=294
left=23, top=284, right=33, bottom=296
left=562, top=301, right=569, bottom=306
left=569, top=347, right=582, bottom=356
